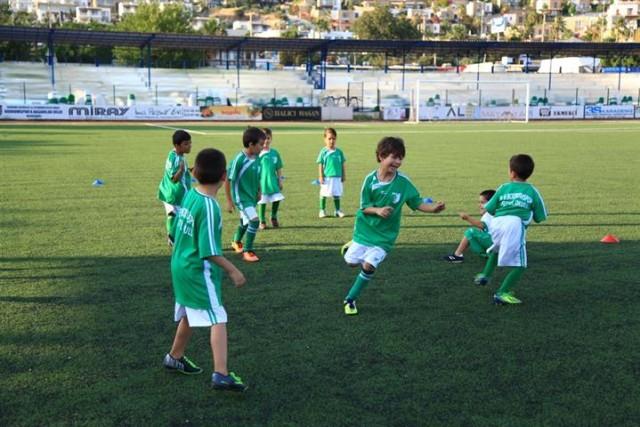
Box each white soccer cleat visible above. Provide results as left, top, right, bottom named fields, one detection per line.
left=335, top=210, right=345, bottom=218
left=319, top=209, right=327, bottom=218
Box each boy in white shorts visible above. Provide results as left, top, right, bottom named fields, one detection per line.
left=317, top=127, right=346, bottom=218
left=157, top=130, right=192, bottom=246
left=474, top=154, right=548, bottom=305
left=342, top=137, right=445, bottom=315
left=225, top=127, right=266, bottom=262
left=257, top=128, right=284, bottom=229
left=164, top=148, right=248, bottom=392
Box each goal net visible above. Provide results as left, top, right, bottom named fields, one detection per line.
left=413, top=79, right=530, bottom=123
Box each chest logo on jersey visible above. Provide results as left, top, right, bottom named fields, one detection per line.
left=392, top=193, right=401, bottom=204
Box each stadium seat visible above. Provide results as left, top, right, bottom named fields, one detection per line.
left=296, top=97, right=304, bottom=106
left=426, top=97, right=435, bottom=107
left=67, top=94, right=75, bottom=104
left=597, top=97, right=604, bottom=105
left=530, top=96, right=538, bottom=106
left=608, top=97, right=617, bottom=105
left=280, top=97, right=289, bottom=106
left=48, top=98, right=59, bottom=104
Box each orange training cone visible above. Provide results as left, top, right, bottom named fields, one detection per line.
left=600, top=234, right=620, bottom=244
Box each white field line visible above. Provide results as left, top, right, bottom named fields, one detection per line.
left=143, top=125, right=640, bottom=137
left=144, top=123, right=208, bottom=135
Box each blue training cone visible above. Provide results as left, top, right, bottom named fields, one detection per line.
left=92, top=179, right=104, bottom=187
left=311, top=179, right=320, bottom=185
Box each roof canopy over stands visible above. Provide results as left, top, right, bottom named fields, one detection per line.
left=3, top=25, right=640, bottom=57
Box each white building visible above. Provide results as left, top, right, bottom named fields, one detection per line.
left=75, top=5, right=111, bottom=23
left=606, top=0, right=640, bottom=34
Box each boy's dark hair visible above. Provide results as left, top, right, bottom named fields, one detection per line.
left=324, top=127, right=337, bottom=137
left=192, top=148, right=226, bottom=184
left=480, top=189, right=496, bottom=201
left=172, top=130, right=191, bottom=146
left=509, top=154, right=535, bottom=180
left=376, top=137, right=405, bottom=162
left=243, top=127, right=266, bottom=148
left=262, top=128, right=272, bottom=137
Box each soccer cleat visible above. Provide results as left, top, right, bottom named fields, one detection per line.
left=340, top=240, right=353, bottom=256
left=474, top=274, right=489, bottom=286
left=493, top=292, right=522, bottom=305
left=212, top=371, right=248, bottom=392
left=242, top=251, right=260, bottom=262
left=231, top=241, right=243, bottom=253
left=259, top=222, right=267, bottom=230
left=319, top=209, right=327, bottom=218
left=163, top=353, right=203, bottom=375
left=443, top=254, right=464, bottom=263
left=335, top=210, right=346, bottom=218
left=270, top=218, right=279, bottom=228
left=343, top=299, right=358, bottom=315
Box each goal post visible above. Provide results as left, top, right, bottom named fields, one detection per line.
left=413, top=79, right=530, bottom=123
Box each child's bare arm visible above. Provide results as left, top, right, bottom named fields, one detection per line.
left=318, top=164, right=324, bottom=184
left=171, top=160, right=185, bottom=183
left=209, top=255, right=246, bottom=288
left=459, top=212, right=484, bottom=229
left=341, top=164, right=346, bottom=182
left=417, top=201, right=445, bottom=213
left=224, top=180, right=234, bottom=213
left=277, top=168, right=283, bottom=190
left=362, top=206, right=394, bottom=218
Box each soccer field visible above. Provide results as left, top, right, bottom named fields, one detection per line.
left=1, top=121, right=639, bottom=426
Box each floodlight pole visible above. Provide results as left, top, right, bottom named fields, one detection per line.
left=320, top=47, right=328, bottom=90
left=47, top=30, right=55, bottom=87
left=236, top=47, right=241, bottom=90
left=147, top=43, right=152, bottom=88
left=401, top=51, right=406, bottom=91
left=547, top=53, right=553, bottom=91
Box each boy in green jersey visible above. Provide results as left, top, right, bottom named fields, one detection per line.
left=342, top=137, right=446, bottom=315
left=157, top=130, right=192, bottom=245
left=443, top=189, right=496, bottom=263
left=474, top=154, right=548, bottom=305
left=164, top=148, right=249, bottom=392
left=317, top=128, right=347, bottom=218
left=225, top=127, right=266, bottom=263
left=257, top=128, right=284, bottom=229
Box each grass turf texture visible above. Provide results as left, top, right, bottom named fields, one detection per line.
left=1, top=121, right=639, bottom=426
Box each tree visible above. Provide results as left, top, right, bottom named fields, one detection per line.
left=0, top=4, right=40, bottom=61
left=353, top=6, right=421, bottom=40
left=612, top=16, right=631, bottom=41
left=113, top=3, right=202, bottom=67
left=52, top=22, right=114, bottom=64
left=550, top=15, right=566, bottom=40
left=315, top=17, right=331, bottom=32
left=446, top=23, right=469, bottom=40
left=201, top=19, right=227, bottom=36
left=522, top=6, right=539, bottom=40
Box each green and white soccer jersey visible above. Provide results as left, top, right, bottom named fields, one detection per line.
left=228, top=151, right=260, bottom=209
left=171, top=189, right=224, bottom=311
left=352, top=171, right=423, bottom=252
left=316, top=147, right=345, bottom=177
left=484, top=181, right=547, bottom=226
left=259, top=148, right=283, bottom=196
left=158, top=150, right=191, bottom=205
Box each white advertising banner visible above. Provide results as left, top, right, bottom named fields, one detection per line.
left=418, top=105, right=475, bottom=120
left=584, top=105, right=635, bottom=119
left=0, top=104, right=262, bottom=121
left=474, top=106, right=527, bottom=120
left=382, top=107, right=408, bottom=121
left=529, top=106, right=584, bottom=120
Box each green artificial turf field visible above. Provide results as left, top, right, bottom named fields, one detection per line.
left=1, top=121, right=639, bottom=426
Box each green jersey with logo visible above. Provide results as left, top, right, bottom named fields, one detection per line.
left=352, top=170, right=423, bottom=252
left=259, top=148, right=283, bottom=195
left=158, top=150, right=191, bottom=205
left=171, top=189, right=224, bottom=309
left=228, top=151, right=260, bottom=209
left=484, top=181, right=547, bottom=226
left=316, top=147, right=345, bottom=178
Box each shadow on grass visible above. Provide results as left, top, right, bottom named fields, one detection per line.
left=1, top=240, right=639, bottom=426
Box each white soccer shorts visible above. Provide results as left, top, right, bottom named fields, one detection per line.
left=320, top=177, right=343, bottom=198
left=344, top=241, right=387, bottom=269
left=174, top=303, right=227, bottom=327
left=487, top=215, right=528, bottom=268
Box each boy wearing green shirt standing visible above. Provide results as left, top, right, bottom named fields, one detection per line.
left=474, top=154, right=548, bottom=305
left=158, top=130, right=192, bottom=245
left=163, top=148, right=249, bottom=392
left=257, top=128, right=284, bottom=229
left=342, top=137, right=446, bottom=315
left=225, top=127, right=266, bottom=263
